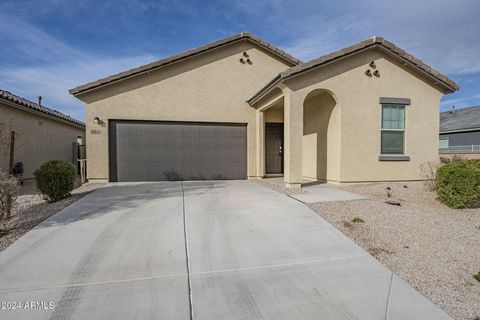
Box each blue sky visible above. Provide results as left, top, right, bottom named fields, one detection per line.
left=1, top=0, right=479, bottom=121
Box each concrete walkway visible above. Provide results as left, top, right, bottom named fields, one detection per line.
left=289, top=184, right=368, bottom=203
left=0, top=181, right=451, bottom=319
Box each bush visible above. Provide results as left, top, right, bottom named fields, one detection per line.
left=474, top=272, right=480, bottom=283
left=34, top=160, right=76, bottom=203
left=467, top=159, right=480, bottom=169
left=0, top=170, right=19, bottom=223
left=436, top=160, right=480, bottom=209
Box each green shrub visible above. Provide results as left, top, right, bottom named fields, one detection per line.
left=474, top=272, right=480, bottom=283
left=34, top=160, right=76, bottom=203
left=436, top=161, right=480, bottom=209
left=467, top=159, right=480, bottom=169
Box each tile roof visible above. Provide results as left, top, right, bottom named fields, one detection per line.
left=440, top=106, right=480, bottom=133
left=70, top=32, right=301, bottom=96
left=248, top=36, right=459, bottom=105
left=0, top=89, right=85, bottom=127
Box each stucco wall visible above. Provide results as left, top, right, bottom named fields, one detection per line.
left=0, top=102, right=85, bottom=179
left=78, top=41, right=293, bottom=181
left=303, top=90, right=340, bottom=181
left=284, top=48, right=445, bottom=183
left=264, top=105, right=284, bottom=123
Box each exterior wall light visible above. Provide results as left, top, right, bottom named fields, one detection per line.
left=365, top=69, right=372, bottom=76
left=369, top=61, right=376, bottom=68
left=94, top=117, right=100, bottom=124
left=373, top=70, right=380, bottom=77
left=243, top=52, right=249, bottom=58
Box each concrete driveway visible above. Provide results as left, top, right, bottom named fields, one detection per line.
left=0, top=181, right=451, bottom=320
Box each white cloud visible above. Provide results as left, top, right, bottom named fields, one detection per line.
left=0, top=12, right=157, bottom=121
left=234, top=0, right=480, bottom=75
left=0, top=55, right=156, bottom=120
left=1, top=0, right=479, bottom=122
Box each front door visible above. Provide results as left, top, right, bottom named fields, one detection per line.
left=265, top=123, right=284, bottom=174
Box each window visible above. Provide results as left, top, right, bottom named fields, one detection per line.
left=381, top=104, right=405, bottom=154
left=439, top=137, right=449, bottom=149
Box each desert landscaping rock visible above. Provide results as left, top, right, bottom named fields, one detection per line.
left=0, top=180, right=104, bottom=251
left=308, top=182, right=480, bottom=320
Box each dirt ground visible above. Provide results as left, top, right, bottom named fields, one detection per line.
left=309, top=182, right=480, bottom=320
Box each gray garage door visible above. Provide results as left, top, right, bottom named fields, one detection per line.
left=109, top=121, right=247, bottom=182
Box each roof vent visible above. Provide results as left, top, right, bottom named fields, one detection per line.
left=449, top=106, right=455, bottom=114
left=38, top=96, right=42, bottom=107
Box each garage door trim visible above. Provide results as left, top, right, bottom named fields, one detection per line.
left=108, top=120, right=248, bottom=182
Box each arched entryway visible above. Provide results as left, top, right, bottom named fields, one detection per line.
left=303, top=89, right=340, bottom=182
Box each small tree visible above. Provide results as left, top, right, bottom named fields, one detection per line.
left=0, top=170, right=20, bottom=224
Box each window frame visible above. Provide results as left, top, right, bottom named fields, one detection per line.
left=380, top=103, right=407, bottom=156
left=439, top=136, right=449, bottom=149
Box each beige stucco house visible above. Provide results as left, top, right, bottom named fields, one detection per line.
left=70, top=32, right=458, bottom=188
left=0, top=90, right=85, bottom=179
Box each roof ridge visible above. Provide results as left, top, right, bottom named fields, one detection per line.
left=0, top=89, right=85, bottom=127
left=70, top=32, right=302, bottom=96
left=440, top=105, right=480, bottom=115
left=249, top=36, right=459, bottom=105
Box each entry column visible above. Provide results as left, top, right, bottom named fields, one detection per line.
left=256, top=109, right=265, bottom=178
left=282, top=86, right=303, bottom=189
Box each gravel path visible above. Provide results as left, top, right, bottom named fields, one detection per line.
left=0, top=180, right=104, bottom=252
left=307, top=182, right=480, bottom=320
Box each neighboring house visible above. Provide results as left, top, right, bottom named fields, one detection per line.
left=0, top=90, right=85, bottom=179
left=70, top=32, right=458, bottom=188
left=439, top=106, right=480, bottom=158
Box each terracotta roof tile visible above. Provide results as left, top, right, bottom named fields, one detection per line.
left=70, top=32, right=301, bottom=96
left=248, top=36, right=459, bottom=105
left=0, top=89, right=85, bottom=127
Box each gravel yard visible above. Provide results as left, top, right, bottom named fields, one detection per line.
left=308, top=182, right=480, bottom=320
left=0, top=180, right=104, bottom=252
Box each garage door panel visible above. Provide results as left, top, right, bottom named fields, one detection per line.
left=109, top=121, right=247, bottom=182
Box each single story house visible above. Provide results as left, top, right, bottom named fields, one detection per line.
left=440, top=106, right=480, bottom=158
left=0, top=90, right=85, bottom=179
left=70, top=32, right=458, bottom=188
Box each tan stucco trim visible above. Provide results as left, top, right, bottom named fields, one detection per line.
left=282, top=86, right=304, bottom=185
left=256, top=110, right=265, bottom=177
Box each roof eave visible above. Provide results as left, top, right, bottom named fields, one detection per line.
left=248, top=40, right=459, bottom=105
left=440, top=127, right=480, bottom=134
left=1, top=98, right=85, bottom=129
left=70, top=33, right=301, bottom=97
left=247, top=74, right=283, bottom=106
left=375, top=46, right=458, bottom=93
